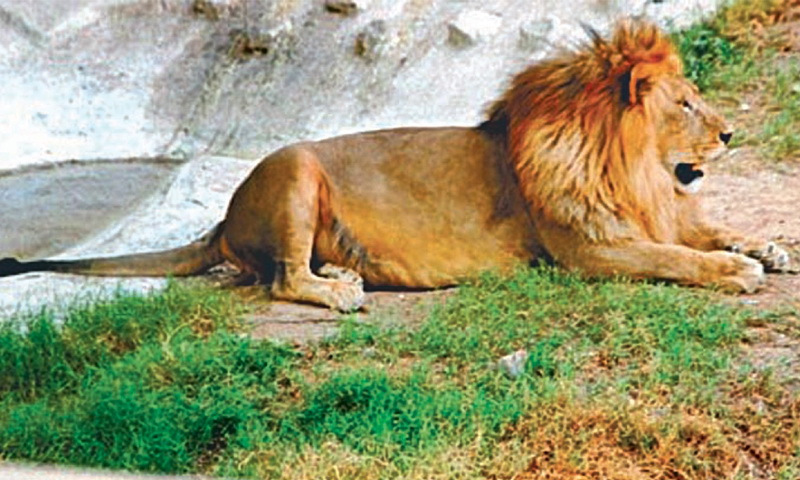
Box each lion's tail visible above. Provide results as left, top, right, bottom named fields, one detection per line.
left=0, top=222, right=226, bottom=278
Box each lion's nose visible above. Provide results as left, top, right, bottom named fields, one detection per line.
left=719, top=131, right=733, bottom=145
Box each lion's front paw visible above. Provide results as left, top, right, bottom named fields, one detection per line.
left=712, top=252, right=765, bottom=294
left=730, top=241, right=792, bottom=272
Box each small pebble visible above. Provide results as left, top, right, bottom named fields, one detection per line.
left=497, top=349, right=528, bottom=378
left=362, top=347, right=377, bottom=358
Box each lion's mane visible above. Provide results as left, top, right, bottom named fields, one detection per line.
left=482, top=21, right=684, bottom=243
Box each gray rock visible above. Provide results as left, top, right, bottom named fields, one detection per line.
left=190, top=0, right=239, bottom=20
left=447, top=10, right=502, bottom=48
left=324, top=0, right=372, bottom=16
left=518, top=18, right=554, bottom=51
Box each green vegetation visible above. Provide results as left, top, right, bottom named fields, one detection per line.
left=1, top=271, right=798, bottom=479
left=676, top=0, right=800, bottom=161
left=674, top=21, right=741, bottom=91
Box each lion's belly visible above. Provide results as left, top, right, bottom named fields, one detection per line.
left=309, top=127, right=540, bottom=287
left=318, top=205, right=537, bottom=287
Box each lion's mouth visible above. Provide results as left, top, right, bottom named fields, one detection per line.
left=674, top=162, right=705, bottom=186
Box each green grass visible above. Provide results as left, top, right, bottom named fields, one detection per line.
left=757, top=59, right=800, bottom=158
left=0, top=283, right=298, bottom=473
left=2, top=270, right=796, bottom=479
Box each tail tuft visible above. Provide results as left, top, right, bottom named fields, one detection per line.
left=0, top=258, right=26, bottom=277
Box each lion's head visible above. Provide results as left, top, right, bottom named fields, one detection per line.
left=646, top=76, right=733, bottom=195
left=482, top=20, right=733, bottom=242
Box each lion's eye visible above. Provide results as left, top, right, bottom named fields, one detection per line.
left=682, top=100, right=693, bottom=112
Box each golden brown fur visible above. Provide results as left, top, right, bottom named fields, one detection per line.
left=0, top=20, right=789, bottom=310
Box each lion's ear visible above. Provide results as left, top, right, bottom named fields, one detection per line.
left=626, top=54, right=682, bottom=105
left=627, top=62, right=658, bottom=105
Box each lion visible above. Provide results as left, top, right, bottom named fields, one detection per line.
left=0, top=20, right=790, bottom=311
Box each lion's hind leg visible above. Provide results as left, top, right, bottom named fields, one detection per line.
left=244, top=148, right=365, bottom=312
left=267, top=221, right=366, bottom=310
left=222, top=146, right=365, bottom=311
left=318, top=263, right=364, bottom=288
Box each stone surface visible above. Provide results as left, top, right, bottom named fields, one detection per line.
left=324, top=1, right=358, bottom=16
left=0, top=159, right=180, bottom=259
left=0, top=0, right=726, bottom=165
left=518, top=18, right=554, bottom=51
left=447, top=9, right=503, bottom=47
left=497, top=349, right=529, bottom=378
left=354, top=19, right=389, bottom=61
left=0, top=155, right=254, bottom=318
left=324, top=0, right=373, bottom=16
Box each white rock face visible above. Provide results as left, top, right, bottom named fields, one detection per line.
left=355, top=19, right=389, bottom=61
left=324, top=0, right=373, bottom=15
left=645, top=0, right=722, bottom=28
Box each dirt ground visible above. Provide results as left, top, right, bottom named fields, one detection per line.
left=709, top=151, right=800, bottom=309
left=243, top=287, right=454, bottom=343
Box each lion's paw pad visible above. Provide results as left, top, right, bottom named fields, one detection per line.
left=755, top=242, right=791, bottom=272
left=319, top=264, right=364, bottom=287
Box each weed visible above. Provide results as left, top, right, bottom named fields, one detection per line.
left=0, top=282, right=299, bottom=474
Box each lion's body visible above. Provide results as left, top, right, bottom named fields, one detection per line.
left=0, top=20, right=789, bottom=310
left=222, top=127, right=538, bottom=289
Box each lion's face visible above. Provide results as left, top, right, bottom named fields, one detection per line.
left=647, top=77, right=733, bottom=195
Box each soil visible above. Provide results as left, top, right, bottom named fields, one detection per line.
left=245, top=288, right=455, bottom=343
left=708, top=150, right=800, bottom=310
left=708, top=148, right=800, bottom=385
